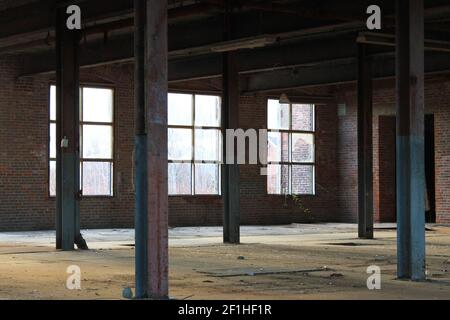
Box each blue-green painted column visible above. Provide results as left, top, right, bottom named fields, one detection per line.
left=395, top=0, right=426, bottom=280
left=55, top=7, right=81, bottom=251
left=134, top=0, right=148, bottom=299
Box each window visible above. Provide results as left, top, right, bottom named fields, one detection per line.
left=267, top=99, right=315, bottom=195
left=49, top=85, right=114, bottom=197
left=168, top=93, right=222, bottom=195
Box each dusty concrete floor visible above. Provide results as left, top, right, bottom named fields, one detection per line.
left=0, top=224, right=449, bottom=300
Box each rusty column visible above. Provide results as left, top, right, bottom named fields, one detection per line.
left=146, top=0, right=169, bottom=299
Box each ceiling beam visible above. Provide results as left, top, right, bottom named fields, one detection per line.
left=242, top=51, right=450, bottom=93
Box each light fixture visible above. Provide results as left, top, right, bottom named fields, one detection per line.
left=279, top=93, right=291, bottom=104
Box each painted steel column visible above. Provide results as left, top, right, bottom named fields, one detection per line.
left=134, top=0, right=148, bottom=299
left=396, top=0, right=426, bottom=280
left=55, top=8, right=81, bottom=251
left=146, top=0, right=169, bottom=299
left=222, top=2, right=240, bottom=244
left=357, top=43, right=374, bottom=239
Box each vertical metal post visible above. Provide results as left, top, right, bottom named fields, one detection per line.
left=134, top=0, right=148, bottom=299
left=357, top=43, right=374, bottom=239
left=146, top=0, right=169, bottom=299
left=55, top=7, right=81, bottom=251
left=396, top=0, right=426, bottom=280
left=222, top=1, right=240, bottom=244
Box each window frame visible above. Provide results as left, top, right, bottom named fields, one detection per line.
left=48, top=83, right=116, bottom=198
left=168, top=91, right=222, bottom=197
left=266, top=98, right=316, bottom=196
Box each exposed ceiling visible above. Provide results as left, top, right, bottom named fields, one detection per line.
left=0, top=0, right=449, bottom=92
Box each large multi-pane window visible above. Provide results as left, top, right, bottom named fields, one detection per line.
left=49, top=85, right=114, bottom=197
left=168, top=93, right=222, bottom=195
left=267, top=99, right=316, bottom=195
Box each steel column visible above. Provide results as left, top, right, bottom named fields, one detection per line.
left=134, top=0, right=148, bottom=299
left=357, top=43, right=374, bottom=239
left=55, top=8, right=81, bottom=251
left=145, top=0, right=169, bottom=299
left=222, top=2, right=240, bottom=244
left=396, top=0, right=426, bottom=280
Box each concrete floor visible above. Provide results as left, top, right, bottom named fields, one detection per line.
left=0, top=224, right=449, bottom=300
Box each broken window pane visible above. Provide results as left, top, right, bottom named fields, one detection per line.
left=49, top=160, right=56, bottom=196
left=292, top=104, right=314, bottom=131
left=195, top=129, right=221, bottom=162
left=168, top=93, right=193, bottom=126
left=50, top=123, right=56, bottom=159
left=82, top=162, right=113, bottom=196
left=267, top=164, right=289, bottom=195
left=82, top=125, right=113, bottom=159
left=267, top=132, right=289, bottom=163
left=168, top=163, right=192, bottom=195
left=268, top=99, right=289, bottom=130
left=292, top=165, right=315, bottom=195
left=292, top=133, right=315, bottom=163
left=195, top=95, right=221, bottom=127
left=168, top=128, right=192, bottom=161
left=83, top=88, right=113, bottom=123
left=195, top=164, right=220, bottom=195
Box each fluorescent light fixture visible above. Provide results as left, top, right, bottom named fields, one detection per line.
left=210, top=36, right=277, bottom=53
left=279, top=93, right=291, bottom=104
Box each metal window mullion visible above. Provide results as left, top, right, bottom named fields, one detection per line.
left=191, top=94, right=196, bottom=195
left=80, top=87, right=84, bottom=195
left=82, top=121, right=114, bottom=126
left=288, top=102, right=293, bottom=195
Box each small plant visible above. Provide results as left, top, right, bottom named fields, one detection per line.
left=291, top=194, right=312, bottom=216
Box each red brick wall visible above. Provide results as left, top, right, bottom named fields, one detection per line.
left=0, top=56, right=339, bottom=231
left=336, top=80, right=450, bottom=224
left=376, top=116, right=396, bottom=222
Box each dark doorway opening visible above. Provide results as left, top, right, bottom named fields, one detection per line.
left=425, top=115, right=436, bottom=223
left=377, top=115, right=436, bottom=223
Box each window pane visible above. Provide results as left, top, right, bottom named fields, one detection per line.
left=50, top=85, right=56, bottom=121
left=267, top=132, right=289, bottom=163
left=168, top=93, right=193, bottom=126
left=49, top=160, right=56, bottom=196
left=169, top=163, right=192, bottom=195
left=292, top=104, right=314, bottom=131
left=195, top=129, right=221, bottom=162
left=195, top=164, right=219, bottom=195
left=82, top=162, right=113, bottom=196
left=267, top=164, right=289, bottom=194
left=292, top=133, right=314, bottom=163
left=50, top=123, right=56, bottom=159
left=82, top=88, right=113, bottom=123
left=268, top=99, right=289, bottom=130
left=168, top=128, right=192, bottom=161
left=195, top=95, right=221, bottom=127
left=83, top=125, right=113, bottom=159
left=292, top=165, right=315, bottom=195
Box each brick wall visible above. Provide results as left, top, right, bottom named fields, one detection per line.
left=0, top=56, right=339, bottom=231
left=336, top=79, right=450, bottom=224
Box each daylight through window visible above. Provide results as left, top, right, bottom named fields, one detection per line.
left=49, top=85, right=114, bottom=197
left=267, top=99, right=316, bottom=195
left=168, top=93, right=222, bottom=196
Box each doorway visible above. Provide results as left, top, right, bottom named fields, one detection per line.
left=377, top=115, right=436, bottom=223
left=425, top=115, right=436, bottom=223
